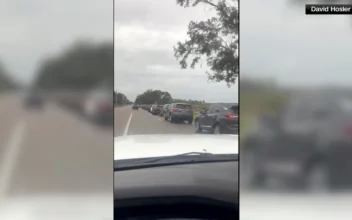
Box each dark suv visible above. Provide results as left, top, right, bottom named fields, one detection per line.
left=164, top=103, right=193, bottom=124
left=194, top=103, right=238, bottom=134
left=151, top=105, right=163, bottom=115
left=132, top=104, right=139, bottom=110
left=243, top=92, right=352, bottom=190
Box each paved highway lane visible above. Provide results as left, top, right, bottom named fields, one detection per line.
left=0, top=94, right=113, bottom=201
left=0, top=95, right=23, bottom=159
left=114, top=106, right=194, bottom=137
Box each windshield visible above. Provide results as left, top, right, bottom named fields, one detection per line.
left=223, top=104, right=238, bottom=114
left=113, top=0, right=238, bottom=164
left=175, top=104, right=191, bottom=109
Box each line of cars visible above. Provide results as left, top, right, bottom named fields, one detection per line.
left=134, top=102, right=239, bottom=134
left=22, top=83, right=113, bottom=125
left=138, top=103, right=194, bottom=124
left=242, top=91, right=352, bottom=191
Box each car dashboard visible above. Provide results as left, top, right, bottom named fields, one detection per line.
left=114, top=161, right=238, bottom=220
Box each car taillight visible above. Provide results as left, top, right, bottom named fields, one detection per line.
left=171, top=108, right=177, bottom=112
left=190, top=109, right=194, bottom=112
left=225, top=114, right=236, bottom=120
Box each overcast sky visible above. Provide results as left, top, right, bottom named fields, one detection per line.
left=0, top=0, right=112, bottom=85
left=241, top=0, right=352, bottom=87
left=5, top=0, right=349, bottom=99
left=114, top=0, right=238, bottom=103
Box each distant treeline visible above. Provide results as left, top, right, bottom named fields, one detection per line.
left=133, top=89, right=207, bottom=105
left=0, top=62, right=18, bottom=91
left=114, top=91, right=131, bottom=106
left=33, top=40, right=113, bottom=90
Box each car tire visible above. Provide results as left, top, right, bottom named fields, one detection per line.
left=195, top=120, right=202, bottom=133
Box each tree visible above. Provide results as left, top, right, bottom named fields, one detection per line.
left=114, top=91, right=131, bottom=105
left=0, top=61, right=17, bottom=91
left=34, top=40, right=113, bottom=90
left=172, top=98, right=206, bottom=105
left=135, top=89, right=173, bottom=104
left=174, top=0, right=238, bottom=87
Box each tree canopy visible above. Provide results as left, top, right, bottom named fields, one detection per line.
left=133, top=89, right=206, bottom=105
left=135, top=89, right=173, bottom=104
left=172, top=98, right=206, bottom=104
left=174, top=0, right=238, bottom=87
left=34, top=40, right=113, bottom=90
left=0, top=62, right=17, bottom=91
left=114, top=91, right=131, bottom=105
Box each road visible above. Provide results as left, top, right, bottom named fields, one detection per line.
left=0, top=93, right=113, bottom=201
left=114, top=106, right=194, bottom=137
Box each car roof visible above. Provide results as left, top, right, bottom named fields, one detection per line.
left=173, top=103, right=191, bottom=105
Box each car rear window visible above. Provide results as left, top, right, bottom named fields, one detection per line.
left=175, top=104, right=191, bottom=109
left=224, top=105, right=238, bottom=114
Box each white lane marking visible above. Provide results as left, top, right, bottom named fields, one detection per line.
left=123, top=113, right=132, bottom=136
left=157, top=118, right=163, bottom=122
left=0, top=120, right=26, bottom=203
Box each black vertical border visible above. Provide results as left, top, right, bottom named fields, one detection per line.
left=112, top=0, right=115, bottom=219
left=237, top=0, right=241, bottom=219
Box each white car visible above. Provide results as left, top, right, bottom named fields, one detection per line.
left=114, top=134, right=238, bottom=160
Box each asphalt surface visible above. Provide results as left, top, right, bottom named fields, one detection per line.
left=114, top=106, right=195, bottom=137
left=0, top=94, right=113, bottom=199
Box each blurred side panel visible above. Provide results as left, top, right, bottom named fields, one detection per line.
left=0, top=0, right=113, bottom=219
left=241, top=0, right=352, bottom=219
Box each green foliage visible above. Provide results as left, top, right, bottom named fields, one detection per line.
left=174, top=0, right=238, bottom=87
left=0, top=62, right=17, bottom=91
left=172, top=98, right=206, bottom=105
left=240, top=78, right=289, bottom=138
left=134, top=90, right=209, bottom=106
left=34, top=40, right=113, bottom=90
left=135, top=89, right=173, bottom=104
left=114, top=91, right=131, bottom=105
